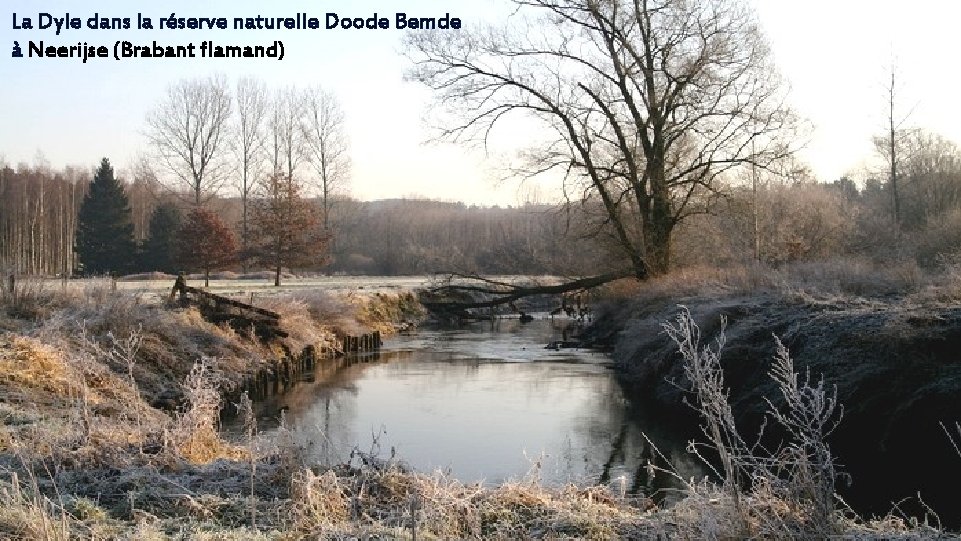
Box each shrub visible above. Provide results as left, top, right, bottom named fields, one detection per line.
left=663, top=307, right=843, bottom=538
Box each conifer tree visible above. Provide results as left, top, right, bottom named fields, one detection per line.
left=140, top=202, right=182, bottom=274
left=74, top=158, right=137, bottom=276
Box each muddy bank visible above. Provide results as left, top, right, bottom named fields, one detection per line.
left=589, top=290, right=961, bottom=523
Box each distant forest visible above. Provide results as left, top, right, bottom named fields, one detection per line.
left=3, top=137, right=961, bottom=278
left=0, top=161, right=608, bottom=276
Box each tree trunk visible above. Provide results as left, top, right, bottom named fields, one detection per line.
left=889, top=79, right=901, bottom=232
left=274, top=265, right=281, bottom=287
left=242, top=179, right=249, bottom=275
left=647, top=157, right=673, bottom=275
left=423, top=269, right=635, bottom=314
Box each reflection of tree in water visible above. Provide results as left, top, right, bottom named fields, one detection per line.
left=228, top=321, right=703, bottom=499
left=244, top=350, right=415, bottom=466
left=565, top=379, right=704, bottom=504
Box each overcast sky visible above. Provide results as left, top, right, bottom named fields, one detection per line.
left=2, top=0, right=959, bottom=205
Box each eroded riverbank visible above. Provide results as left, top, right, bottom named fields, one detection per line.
left=587, top=285, right=961, bottom=528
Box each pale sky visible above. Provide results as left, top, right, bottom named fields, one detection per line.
left=1, top=0, right=959, bottom=205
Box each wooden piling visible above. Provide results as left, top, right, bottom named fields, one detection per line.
left=339, top=331, right=383, bottom=354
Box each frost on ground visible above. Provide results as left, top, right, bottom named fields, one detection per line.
left=0, top=273, right=956, bottom=539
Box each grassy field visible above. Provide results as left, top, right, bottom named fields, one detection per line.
left=18, top=274, right=562, bottom=307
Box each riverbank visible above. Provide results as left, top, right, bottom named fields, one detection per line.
left=587, top=260, right=961, bottom=530
left=0, top=275, right=953, bottom=538
left=0, top=282, right=667, bottom=539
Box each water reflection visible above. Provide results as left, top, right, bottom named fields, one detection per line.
left=230, top=318, right=702, bottom=500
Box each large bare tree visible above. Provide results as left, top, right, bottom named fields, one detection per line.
left=407, top=0, right=798, bottom=277
left=234, top=77, right=269, bottom=271
left=145, top=75, right=233, bottom=205
left=303, top=86, right=351, bottom=232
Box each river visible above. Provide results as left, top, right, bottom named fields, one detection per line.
left=229, top=317, right=703, bottom=498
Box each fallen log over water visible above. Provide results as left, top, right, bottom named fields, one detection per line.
left=420, top=269, right=635, bottom=318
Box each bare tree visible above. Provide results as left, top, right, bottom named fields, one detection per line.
left=303, top=86, right=351, bottom=231
left=887, top=68, right=902, bottom=230
left=234, top=77, right=269, bottom=272
left=899, top=130, right=961, bottom=227
left=145, top=75, right=233, bottom=205
left=126, top=156, right=163, bottom=241
left=249, top=173, right=328, bottom=286
left=407, top=0, right=798, bottom=277
left=873, top=63, right=913, bottom=232
left=268, top=87, right=308, bottom=182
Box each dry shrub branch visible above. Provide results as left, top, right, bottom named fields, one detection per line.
left=664, top=306, right=843, bottom=538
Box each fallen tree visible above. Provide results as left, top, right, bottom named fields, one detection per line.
left=420, top=269, right=636, bottom=318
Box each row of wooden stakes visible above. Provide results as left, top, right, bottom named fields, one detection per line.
left=341, top=331, right=383, bottom=353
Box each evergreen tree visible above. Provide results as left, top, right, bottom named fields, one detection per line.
left=140, top=202, right=182, bottom=274
left=74, top=158, right=136, bottom=276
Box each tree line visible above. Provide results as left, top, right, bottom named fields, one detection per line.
left=0, top=155, right=608, bottom=278
left=0, top=73, right=347, bottom=285
left=4, top=0, right=961, bottom=283
left=4, top=132, right=961, bottom=281
left=71, top=158, right=327, bottom=287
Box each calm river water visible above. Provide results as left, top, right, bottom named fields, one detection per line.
left=235, top=318, right=702, bottom=496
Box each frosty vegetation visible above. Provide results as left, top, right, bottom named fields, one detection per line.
left=0, top=279, right=955, bottom=539
left=1, top=0, right=960, bottom=538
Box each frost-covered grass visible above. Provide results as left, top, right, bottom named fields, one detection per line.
left=0, top=281, right=956, bottom=539
left=599, top=257, right=931, bottom=304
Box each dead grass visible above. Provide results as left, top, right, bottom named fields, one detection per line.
left=21, top=292, right=274, bottom=408
left=0, top=473, right=72, bottom=541
left=0, top=336, right=76, bottom=398
left=356, top=291, right=426, bottom=334
left=255, top=290, right=425, bottom=353
left=288, top=462, right=653, bottom=540
left=252, top=295, right=341, bottom=355
left=167, top=357, right=246, bottom=464
left=303, top=289, right=424, bottom=335
left=599, top=258, right=930, bottom=307
left=0, top=273, right=955, bottom=539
